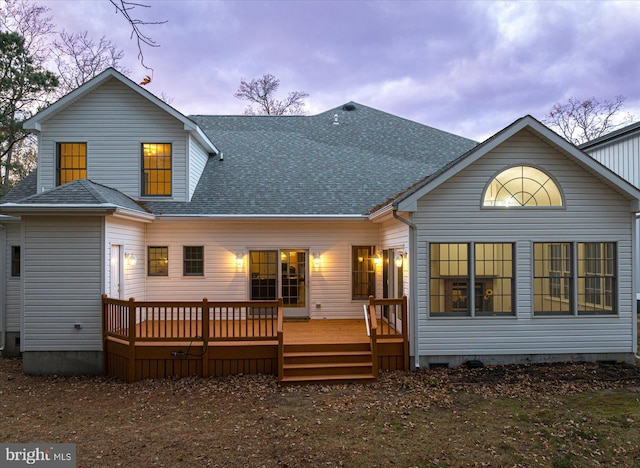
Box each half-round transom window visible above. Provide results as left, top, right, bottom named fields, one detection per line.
left=483, top=166, right=563, bottom=207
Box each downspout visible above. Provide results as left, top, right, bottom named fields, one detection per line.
left=0, top=224, right=6, bottom=352
left=635, top=213, right=640, bottom=360
left=392, top=207, right=420, bottom=368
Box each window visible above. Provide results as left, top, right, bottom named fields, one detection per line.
left=183, top=246, right=204, bottom=276
left=10, top=246, right=20, bottom=277
left=578, top=242, right=616, bottom=315
left=483, top=166, right=562, bottom=207
left=534, top=242, right=616, bottom=315
left=148, top=246, right=168, bottom=276
left=142, top=143, right=172, bottom=196
left=429, top=243, right=514, bottom=317
left=352, top=246, right=376, bottom=299
left=57, top=143, right=87, bottom=185
left=534, top=243, right=572, bottom=315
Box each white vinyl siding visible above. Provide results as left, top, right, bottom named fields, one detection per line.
left=414, top=129, right=635, bottom=357
left=188, top=135, right=209, bottom=201
left=145, top=218, right=379, bottom=319
left=105, top=217, right=147, bottom=300
left=36, top=78, right=189, bottom=201
left=22, top=216, right=103, bottom=351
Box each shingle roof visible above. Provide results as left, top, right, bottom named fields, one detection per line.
left=145, top=102, right=477, bottom=215
left=2, top=102, right=477, bottom=217
left=2, top=177, right=149, bottom=214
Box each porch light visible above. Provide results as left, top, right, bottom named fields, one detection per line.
left=126, top=252, right=137, bottom=267
left=236, top=251, right=244, bottom=268
left=394, top=253, right=404, bottom=268
left=373, top=253, right=382, bottom=266
left=313, top=252, right=321, bottom=268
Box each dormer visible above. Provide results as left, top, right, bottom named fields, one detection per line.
left=23, top=68, right=218, bottom=202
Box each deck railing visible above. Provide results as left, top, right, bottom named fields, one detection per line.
left=368, top=295, right=409, bottom=371
left=102, top=295, right=283, bottom=342
left=365, top=300, right=379, bottom=376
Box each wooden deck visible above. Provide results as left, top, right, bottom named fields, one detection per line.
left=102, top=296, right=409, bottom=383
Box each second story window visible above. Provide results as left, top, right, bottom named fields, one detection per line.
left=142, top=143, right=172, bottom=196
left=57, top=143, right=87, bottom=185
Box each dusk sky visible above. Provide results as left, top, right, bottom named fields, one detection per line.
left=41, top=0, right=640, bottom=142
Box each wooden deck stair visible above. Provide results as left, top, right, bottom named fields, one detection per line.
left=280, top=342, right=376, bottom=384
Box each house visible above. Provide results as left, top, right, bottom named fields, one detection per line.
left=1, top=68, right=638, bottom=382
left=580, top=121, right=640, bottom=299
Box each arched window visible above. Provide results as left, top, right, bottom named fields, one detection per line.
left=483, top=166, right=563, bottom=207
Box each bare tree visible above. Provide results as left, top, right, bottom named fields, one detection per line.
left=543, top=96, right=635, bottom=145
left=0, top=0, right=54, bottom=64
left=109, top=0, right=166, bottom=72
left=52, top=31, right=129, bottom=98
left=234, top=74, right=309, bottom=116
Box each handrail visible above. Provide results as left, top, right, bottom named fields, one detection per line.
left=363, top=304, right=371, bottom=337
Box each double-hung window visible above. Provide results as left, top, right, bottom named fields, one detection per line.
left=142, top=143, right=172, bottom=196
left=148, top=246, right=169, bottom=276
left=183, top=246, right=204, bottom=276
left=534, top=242, right=616, bottom=315
left=57, top=143, right=87, bottom=185
left=429, top=243, right=514, bottom=317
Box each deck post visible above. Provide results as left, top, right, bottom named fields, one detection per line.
left=368, top=296, right=379, bottom=377
left=127, top=297, right=136, bottom=383
left=277, top=297, right=284, bottom=382
left=101, top=294, right=108, bottom=376
left=202, top=298, right=209, bottom=378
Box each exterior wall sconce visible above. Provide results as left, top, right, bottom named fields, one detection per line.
left=394, top=253, right=404, bottom=268
left=236, top=251, right=244, bottom=268
left=373, top=253, right=382, bottom=266
left=313, top=252, right=321, bottom=268
left=125, top=252, right=137, bottom=267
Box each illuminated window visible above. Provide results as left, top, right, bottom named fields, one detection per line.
left=429, top=243, right=514, bottom=317
left=534, top=243, right=573, bottom=315
left=578, top=242, right=616, bottom=315
left=534, top=242, right=616, bottom=316
left=148, top=246, right=168, bottom=276
left=57, top=143, right=87, bottom=185
left=483, top=166, right=562, bottom=207
left=352, top=246, right=376, bottom=299
left=142, top=143, right=172, bottom=196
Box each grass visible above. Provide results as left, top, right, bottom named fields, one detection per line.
left=0, top=358, right=639, bottom=467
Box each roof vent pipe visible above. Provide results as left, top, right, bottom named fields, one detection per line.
left=219, top=152, right=224, bottom=161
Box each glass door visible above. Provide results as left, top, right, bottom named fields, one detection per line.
left=249, top=249, right=308, bottom=319
left=280, top=250, right=308, bottom=318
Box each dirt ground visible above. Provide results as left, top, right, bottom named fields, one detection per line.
left=1, top=358, right=639, bottom=467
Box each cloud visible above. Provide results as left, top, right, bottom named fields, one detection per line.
left=39, top=0, right=640, bottom=141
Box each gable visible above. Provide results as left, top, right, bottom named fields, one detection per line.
left=394, top=117, right=640, bottom=213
